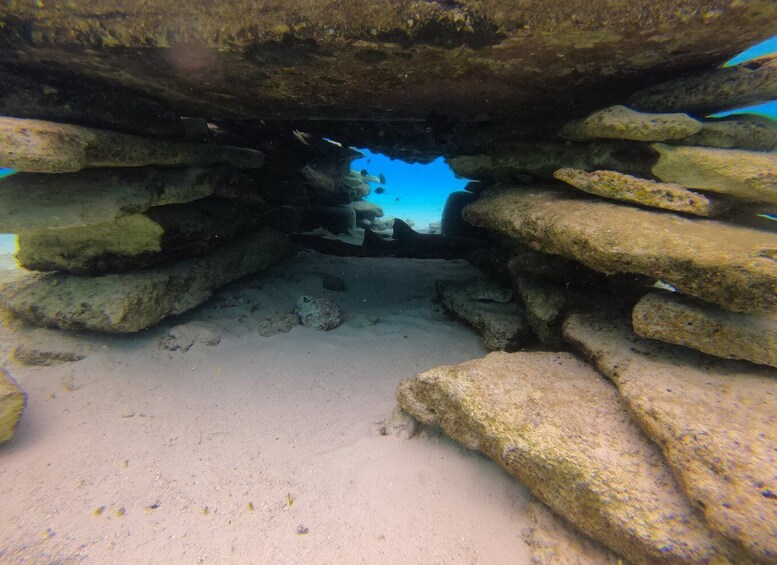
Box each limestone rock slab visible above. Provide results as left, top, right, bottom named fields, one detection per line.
left=560, top=105, right=702, bottom=142
left=0, top=228, right=293, bottom=333
left=652, top=143, right=777, bottom=204
left=0, top=167, right=223, bottom=232
left=0, top=117, right=264, bottom=173
left=678, top=115, right=777, bottom=152
left=436, top=278, right=530, bottom=351
left=463, top=186, right=777, bottom=314
left=398, top=351, right=743, bottom=563
left=554, top=167, right=728, bottom=217
left=629, top=54, right=777, bottom=115
left=564, top=311, right=777, bottom=563
left=0, top=368, right=25, bottom=445
left=632, top=291, right=777, bottom=369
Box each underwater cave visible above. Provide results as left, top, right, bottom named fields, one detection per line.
left=0, top=2, right=776, bottom=563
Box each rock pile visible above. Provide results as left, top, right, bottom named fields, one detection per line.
left=401, top=55, right=777, bottom=564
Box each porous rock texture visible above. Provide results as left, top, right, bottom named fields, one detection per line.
left=632, top=291, right=777, bottom=369
left=559, top=105, right=702, bottom=142
left=0, top=117, right=264, bottom=173
left=651, top=143, right=777, bottom=204
left=0, top=229, right=293, bottom=333
left=564, top=311, right=777, bottom=563
left=0, top=368, right=26, bottom=446
left=463, top=185, right=777, bottom=314
left=398, top=351, right=744, bottom=564
left=553, top=167, right=727, bottom=217
left=1, top=2, right=775, bottom=127
left=677, top=115, right=777, bottom=152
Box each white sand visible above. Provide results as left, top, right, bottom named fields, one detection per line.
left=0, top=251, right=533, bottom=564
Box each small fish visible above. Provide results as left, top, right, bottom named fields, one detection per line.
left=395, top=197, right=400, bottom=201
left=379, top=173, right=386, bottom=184
left=360, top=169, right=368, bottom=177
left=374, top=187, right=386, bottom=194
left=292, top=129, right=312, bottom=145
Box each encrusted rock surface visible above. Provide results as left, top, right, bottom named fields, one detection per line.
left=560, top=105, right=702, bottom=142
left=564, top=311, right=777, bottom=563
left=436, top=278, right=530, bottom=351
left=553, top=167, right=728, bottom=217
left=463, top=185, right=777, bottom=313
left=678, top=115, right=777, bottom=152
left=629, top=53, right=777, bottom=115
left=0, top=117, right=264, bottom=173
left=509, top=273, right=577, bottom=349
left=0, top=167, right=224, bottom=232
left=632, top=291, right=777, bottom=369
left=159, top=322, right=222, bottom=352
left=2, top=2, right=774, bottom=125
left=0, top=368, right=26, bottom=445
left=294, top=296, right=343, bottom=331
left=651, top=143, right=777, bottom=204
left=523, top=499, right=623, bottom=565
left=398, top=351, right=743, bottom=563
left=16, top=197, right=267, bottom=275
left=0, top=229, right=293, bottom=333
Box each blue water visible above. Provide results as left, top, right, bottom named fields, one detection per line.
left=0, top=168, right=15, bottom=180
left=717, top=34, right=777, bottom=120
left=351, top=148, right=470, bottom=231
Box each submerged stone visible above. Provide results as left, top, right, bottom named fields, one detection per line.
left=560, top=105, right=702, bottom=142
left=629, top=54, right=777, bottom=115
left=0, top=117, right=264, bottom=173
left=0, top=368, right=26, bottom=445
left=436, top=278, right=530, bottom=351
left=0, top=167, right=223, bottom=232
left=632, top=291, right=777, bottom=369
left=553, top=167, right=728, bottom=217
left=678, top=115, right=777, bottom=152
left=0, top=229, right=293, bottom=333
left=463, top=186, right=777, bottom=314
left=12, top=328, right=94, bottom=365
left=398, top=351, right=743, bottom=563
left=564, top=311, right=777, bottom=563
left=652, top=143, right=777, bottom=204
left=294, top=296, right=343, bottom=331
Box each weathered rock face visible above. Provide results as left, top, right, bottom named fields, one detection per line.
left=563, top=311, right=777, bottom=563
left=436, top=278, right=530, bottom=351
left=559, top=105, right=702, bottom=142
left=629, top=53, right=777, bottom=115
left=463, top=186, right=777, bottom=314
left=651, top=143, right=777, bottom=204
left=0, top=229, right=293, bottom=333
left=677, top=115, right=777, bottom=152
left=398, top=351, right=743, bottom=563
left=632, top=291, right=777, bottom=369
left=0, top=368, right=26, bottom=445
left=1, top=2, right=775, bottom=127
left=0, top=117, right=264, bottom=173
left=553, top=168, right=728, bottom=217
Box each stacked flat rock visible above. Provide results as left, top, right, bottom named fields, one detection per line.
left=0, top=117, right=298, bottom=333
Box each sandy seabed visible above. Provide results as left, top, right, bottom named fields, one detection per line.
left=0, top=251, right=533, bottom=564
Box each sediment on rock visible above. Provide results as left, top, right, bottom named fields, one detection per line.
left=0, top=228, right=293, bottom=333
left=632, top=291, right=777, bottom=369
left=559, top=105, right=702, bottom=142
left=563, top=311, right=777, bottom=563
left=463, top=185, right=777, bottom=314
left=0, top=368, right=26, bottom=445
left=0, top=117, right=264, bottom=173
left=398, top=351, right=744, bottom=563
left=675, top=115, right=777, bottom=152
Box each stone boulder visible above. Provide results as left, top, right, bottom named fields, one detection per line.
left=159, top=322, right=222, bottom=352
left=0, top=167, right=225, bottom=232
left=629, top=54, right=777, bottom=115
left=553, top=168, right=728, bottom=217
left=560, top=105, right=702, bottom=142
left=678, top=115, right=777, bottom=152
left=436, top=278, right=530, bottom=351
left=632, top=291, right=777, bottom=369
left=651, top=143, right=777, bottom=204
left=349, top=199, right=383, bottom=224
left=0, top=117, right=264, bottom=173
left=294, top=296, right=343, bottom=331
left=463, top=185, right=777, bottom=314
left=16, top=197, right=267, bottom=275
left=0, top=228, right=293, bottom=333
left=0, top=368, right=26, bottom=445
left=398, top=351, right=743, bottom=563
left=564, top=311, right=777, bottom=563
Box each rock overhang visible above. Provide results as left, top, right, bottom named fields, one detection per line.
left=1, top=0, right=776, bottom=137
